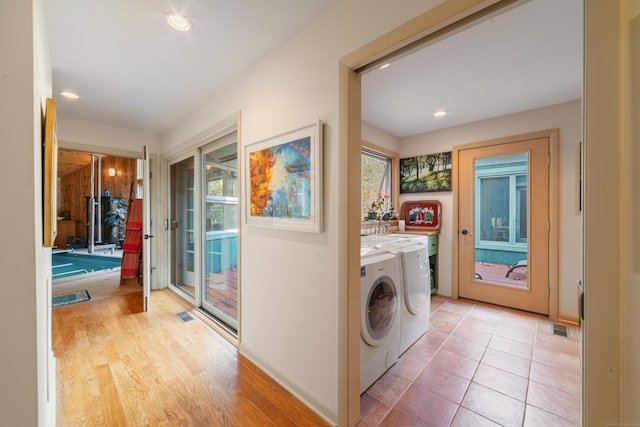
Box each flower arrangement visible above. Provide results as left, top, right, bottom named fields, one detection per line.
left=368, top=193, right=390, bottom=220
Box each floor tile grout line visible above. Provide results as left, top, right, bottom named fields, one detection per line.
left=456, top=304, right=521, bottom=425
left=373, top=298, right=479, bottom=425
left=518, top=314, right=540, bottom=427
left=366, top=298, right=582, bottom=426
left=434, top=299, right=489, bottom=425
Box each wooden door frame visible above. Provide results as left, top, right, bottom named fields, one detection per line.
left=452, top=129, right=559, bottom=320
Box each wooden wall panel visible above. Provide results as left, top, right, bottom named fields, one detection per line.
left=58, top=155, right=137, bottom=240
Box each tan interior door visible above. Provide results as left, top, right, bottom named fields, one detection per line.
left=458, top=137, right=549, bottom=315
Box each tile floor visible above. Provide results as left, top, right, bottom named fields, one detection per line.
left=360, top=295, right=582, bottom=427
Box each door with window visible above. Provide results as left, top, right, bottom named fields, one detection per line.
left=457, top=135, right=551, bottom=314
left=201, top=133, right=239, bottom=331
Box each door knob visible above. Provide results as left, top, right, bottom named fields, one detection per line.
left=461, top=229, right=469, bottom=235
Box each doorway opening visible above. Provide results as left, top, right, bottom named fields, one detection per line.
left=53, top=148, right=144, bottom=302
left=349, top=0, right=582, bottom=424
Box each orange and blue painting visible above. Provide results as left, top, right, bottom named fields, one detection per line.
left=249, top=136, right=311, bottom=219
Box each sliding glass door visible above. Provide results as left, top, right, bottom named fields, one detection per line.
left=168, top=131, right=239, bottom=332
left=201, top=133, right=239, bottom=331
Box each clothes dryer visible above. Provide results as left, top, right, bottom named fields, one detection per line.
left=388, top=242, right=431, bottom=354
left=360, top=251, right=402, bottom=393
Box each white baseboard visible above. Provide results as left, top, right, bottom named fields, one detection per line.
left=239, top=345, right=337, bottom=426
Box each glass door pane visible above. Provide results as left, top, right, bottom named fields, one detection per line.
left=474, top=153, right=528, bottom=288
left=202, top=139, right=238, bottom=331
left=170, top=156, right=196, bottom=298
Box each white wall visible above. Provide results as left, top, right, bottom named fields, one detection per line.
left=160, top=0, right=444, bottom=423
left=57, top=116, right=159, bottom=153
left=0, top=0, right=54, bottom=425
left=398, top=100, right=582, bottom=318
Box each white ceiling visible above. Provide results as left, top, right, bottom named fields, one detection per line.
left=362, top=0, right=583, bottom=138
left=45, top=0, right=341, bottom=134
left=45, top=0, right=582, bottom=138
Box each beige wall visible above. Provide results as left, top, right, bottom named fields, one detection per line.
left=362, top=121, right=401, bottom=153
left=159, top=0, right=445, bottom=423
left=619, top=0, right=640, bottom=422
left=9, top=0, right=632, bottom=425
left=582, top=0, right=635, bottom=424
left=0, top=0, right=55, bottom=425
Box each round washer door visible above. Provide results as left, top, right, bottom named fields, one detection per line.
left=361, top=275, right=398, bottom=346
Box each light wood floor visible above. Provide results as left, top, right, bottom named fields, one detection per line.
left=52, top=289, right=328, bottom=426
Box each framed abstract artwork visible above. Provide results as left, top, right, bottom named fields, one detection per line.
left=244, top=121, right=323, bottom=233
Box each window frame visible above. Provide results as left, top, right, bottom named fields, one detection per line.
left=474, top=158, right=528, bottom=253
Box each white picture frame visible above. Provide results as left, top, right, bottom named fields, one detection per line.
left=244, top=121, right=323, bottom=233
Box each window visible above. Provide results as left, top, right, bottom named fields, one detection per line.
left=135, top=158, right=144, bottom=198
left=361, top=149, right=392, bottom=220
left=474, top=153, right=528, bottom=249
left=204, top=166, right=238, bottom=232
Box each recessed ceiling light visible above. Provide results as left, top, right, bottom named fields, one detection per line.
left=166, top=14, right=192, bottom=32
left=433, top=110, right=447, bottom=117
left=60, top=91, right=79, bottom=99
left=379, top=63, right=391, bottom=69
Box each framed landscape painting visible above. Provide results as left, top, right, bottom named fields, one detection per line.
left=400, top=151, right=452, bottom=193
left=244, top=121, right=323, bottom=233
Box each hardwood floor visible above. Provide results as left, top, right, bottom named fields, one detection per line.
left=52, top=289, right=328, bottom=426
left=52, top=270, right=141, bottom=301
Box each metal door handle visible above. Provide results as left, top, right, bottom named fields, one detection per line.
left=144, top=234, right=154, bottom=240
left=461, top=229, right=468, bottom=235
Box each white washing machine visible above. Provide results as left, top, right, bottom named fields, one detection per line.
left=361, top=234, right=403, bottom=257
left=363, top=234, right=431, bottom=355
left=384, top=233, right=429, bottom=246
left=360, top=251, right=402, bottom=393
